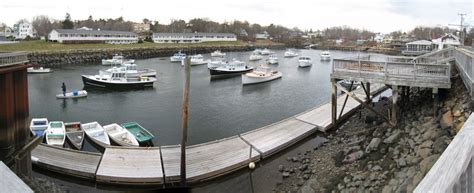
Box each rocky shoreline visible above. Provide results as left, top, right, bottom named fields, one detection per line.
left=28, top=44, right=285, bottom=67
left=273, top=73, right=471, bottom=192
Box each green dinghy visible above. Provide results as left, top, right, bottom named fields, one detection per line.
left=121, top=122, right=155, bottom=143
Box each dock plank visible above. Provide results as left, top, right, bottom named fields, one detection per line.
left=0, top=162, right=33, bottom=193
left=161, top=136, right=260, bottom=183
left=95, top=147, right=163, bottom=184
left=240, top=118, right=316, bottom=158
left=31, top=144, right=102, bottom=179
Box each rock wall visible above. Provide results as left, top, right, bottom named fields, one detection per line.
left=28, top=44, right=285, bottom=67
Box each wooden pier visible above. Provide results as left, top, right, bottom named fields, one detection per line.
left=30, top=83, right=387, bottom=185
left=0, top=161, right=33, bottom=193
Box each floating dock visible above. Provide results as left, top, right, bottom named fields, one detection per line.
left=31, top=83, right=387, bottom=185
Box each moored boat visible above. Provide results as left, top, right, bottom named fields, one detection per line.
left=188, top=54, right=210, bottom=66
left=82, top=68, right=156, bottom=89
left=56, top=90, right=88, bottom=99
left=65, top=122, right=84, bottom=150
left=320, top=51, right=331, bottom=61
left=260, top=48, right=274, bottom=55
left=242, top=64, right=282, bottom=85
left=266, top=54, right=279, bottom=64
left=170, top=51, right=186, bottom=62
left=27, top=67, right=52, bottom=73
left=81, top=122, right=111, bottom=148
left=45, top=121, right=66, bottom=147
left=208, top=59, right=253, bottom=76
left=284, top=50, right=298, bottom=57
left=104, top=123, right=139, bottom=147
left=249, top=52, right=263, bottom=61
left=121, top=122, right=155, bottom=143
left=30, top=118, right=48, bottom=137
left=102, top=55, right=134, bottom=66
left=106, top=63, right=157, bottom=78
left=211, top=50, right=226, bottom=57
left=298, top=56, right=312, bottom=68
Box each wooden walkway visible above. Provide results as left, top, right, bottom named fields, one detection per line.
left=31, top=83, right=387, bottom=185
left=0, top=162, right=33, bottom=193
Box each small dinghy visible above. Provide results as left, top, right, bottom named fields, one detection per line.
left=30, top=118, right=48, bottom=137
left=65, top=122, right=85, bottom=150
left=82, top=122, right=111, bottom=148
left=104, top=123, right=139, bottom=147
left=27, top=67, right=52, bottom=73
left=45, top=121, right=66, bottom=147
left=121, top=122, right=155, bottom=143
left=56, top=90, right=87, bottom=99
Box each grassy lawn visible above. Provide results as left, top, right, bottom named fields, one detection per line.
left=0, top=40, right=282, bottom=53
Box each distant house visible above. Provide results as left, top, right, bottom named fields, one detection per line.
left=402, top=40, right=432, bottom=56
left=152, top=33, right=237, bottom=43
left=239, top=28, right=248, bottom=37
left=132, top=23, right=150, bottom=33
left=335, top=39, right=344, bottom=45
left=15, top=22, right=37, bottom=40
left=255, top=31, right=270, bottom=39
left=432, top=33, right=461, bottom=50
left=373, top=33, right=384, bottom=43
left=48, top=29, right=139, bottom=44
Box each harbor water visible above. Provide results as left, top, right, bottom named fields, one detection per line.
left=28, top=49, right=380, bottom=148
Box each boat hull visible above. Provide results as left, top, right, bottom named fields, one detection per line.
left=320, top=56, right=331, bottom=61
left=66, top=131, right=84, bottom=150
left=82, top=75, right=154, bottom=89
left=242, top=72, right=282, bottom=85
left=121, top=122, right=154, bottom=143
left=298, top=62, right=312, bottom=68
left=209, top=68, right=253, bottom=76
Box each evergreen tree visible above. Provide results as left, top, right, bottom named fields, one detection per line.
left=62, top=13, right=74, bottom=29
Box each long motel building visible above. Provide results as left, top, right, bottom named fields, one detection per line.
left=152, top=33, right=237, bottom=43
left=48, top=29, right=139, bottom=44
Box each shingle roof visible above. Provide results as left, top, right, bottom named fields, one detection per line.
left=153, top=32, right=235, bottom=36
left=52, top=29, right=137, bottom=36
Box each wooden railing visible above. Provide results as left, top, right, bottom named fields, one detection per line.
left=453, top=48, right=474, bottom=99
left=415, top=113, right=474, bottom=193
left=0, top=52, right=29, bottom=67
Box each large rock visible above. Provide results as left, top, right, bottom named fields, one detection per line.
left=440, top=111, right=453, bottom=130
left=433, top=136, right=450, bottom=154
left=417, top=148, right=433, bottom=158
left=419, top=140, right=433, bottom=149
left=365, top=138, right=382, bottom=153
left=343, top=150, right=364, bottom=164
left=454, top=120, right=465, bottom=133
left=420, top=154, right=440, bottom=174
left=383, top=130, right=401, bottom=144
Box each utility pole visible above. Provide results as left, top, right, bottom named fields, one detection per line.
left=180, top=57, right=190, bottom=187
left=449, top=13, right=467, bottom=46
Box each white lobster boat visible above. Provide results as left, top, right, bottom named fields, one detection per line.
left=242, top=64, right=282, bottom=85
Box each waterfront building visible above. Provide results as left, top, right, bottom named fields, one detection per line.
left=432, top=33, right=461, bottom=50
left=255, top=31, right=270, bottom=39
left=402, top=40, right=433, bottom=56
left=15, top=22, right=37, bottom=40
left=48, top=29, right=139, bottom=44
left=152, top=32, right=237, bottom=43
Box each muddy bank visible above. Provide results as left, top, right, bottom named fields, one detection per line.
left=273, top=73, right=471, bottom=192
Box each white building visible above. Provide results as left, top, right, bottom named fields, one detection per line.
left=432, top=33, right=461, bottom=50
left=373, top=33, right=385, bottom=43
left=152, top=33, right=237, bottom=43
left=15, top=22, right=36, bottom=40
left=255, top=31, right=270, bottom=39
left=48, top=29, right=139, bottom=44
left=402, top=40, right=433, bottom=56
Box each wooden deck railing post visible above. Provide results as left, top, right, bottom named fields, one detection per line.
left=180, top=57, right=191, bottom=187
left=331, top=79, right=337, bottom=126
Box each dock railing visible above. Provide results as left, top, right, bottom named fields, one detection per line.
left=453, top=47, right=474, bottom=99
left=414, top=113, right=474, bottom=193
left=0, top=52, right=29, bottom=67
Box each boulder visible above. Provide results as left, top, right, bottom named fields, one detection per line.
left=365, top=138, right=382, bottom=153
left=433, top=136, right=450, bottom=154
left=420, top=154, right=440, bottom=174
left=440, top=111, right=453, bottom=130
left=343, top=150, right=364, bottom=164
left=417, top=148, right=432, bottom=159
left=383, top=130, right=401, bottom=144
left=454, top=120, right=465, bottom=133
left=419, top=140, right=433, bottom=149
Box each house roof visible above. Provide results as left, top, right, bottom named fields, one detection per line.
left=406, top=40, right=432, bottom=45
left=52, top=29, right=137, bottom=35
left=431, top=33, right=460, bottom=45
left=153, top=32, right=235, bottom=36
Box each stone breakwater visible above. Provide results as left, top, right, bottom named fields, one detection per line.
left=27, top=44, right=285, bottom=67
left=274, top=74, right=471, bottom=192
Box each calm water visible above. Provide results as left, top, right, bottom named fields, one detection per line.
left=28, top=49, right=379, bottom=147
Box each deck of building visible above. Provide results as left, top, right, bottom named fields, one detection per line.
left=31, top=83, right=387, bottom=185
left=0, top=162, right=34, bottom=193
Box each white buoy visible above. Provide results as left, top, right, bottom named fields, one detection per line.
left=249, top=162, right=255, bottom=170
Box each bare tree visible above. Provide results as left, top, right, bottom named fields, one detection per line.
left=32, top=15, right=53, bottom=37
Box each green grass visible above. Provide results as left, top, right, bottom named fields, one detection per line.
left=0, top=40, right=282, bottom=53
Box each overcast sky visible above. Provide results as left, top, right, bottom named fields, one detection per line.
left=1, top=0, right=472, bottom=33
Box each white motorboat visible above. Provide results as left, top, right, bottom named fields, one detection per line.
left=260, top=48, right=274, bottom=55
left=82, top=68, right=156, bottom=89
left=170, top=51, right=186, bottom=62
left=30, top=118, right=48, bottom=137
left=266, top=54, right=278, bottom=64
left=56, top=90, right=88, bottom=99
left=298, top=56, right=312, bottom=68
left=209, top=59, right=254, bottom=76
left=27, top=67, right=52, bottom=73
left=81, top=122, right=111, bottom=148
left=249, top=53, right=263, bottom=61
left=207, top=60, right=228, bottom=69
left=211, top=50, right=226, bottom=57
left=102, top=55, right=134, bottom=65
left=104, top=123, right=139, bottom=147
left=320, top=51, right=331, bottom=61
left=45, top=121, right=66, bottom=147
left=284, top=50, right=298, bottom=57
left=188, top=54, right=210, bottom=65
left=105, top=63, right=157, bottom=78
left=242, top=64, right=282, bottom=85
left=252, top=49, right=262, bottom=55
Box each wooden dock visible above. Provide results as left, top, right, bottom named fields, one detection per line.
left=31, top=83, right=387, bottom=185
left=0, top=162, right=33, bottom=193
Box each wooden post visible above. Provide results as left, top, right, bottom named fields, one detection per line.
left=433, top=88, right=438, bottom=116
left=180, top=57, right=191, bottom=187
left=391, top=85, right=398, bottom=125
left=366, top=82, right=371, bottom=104
left=331, top=79, right=337, bottom=126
